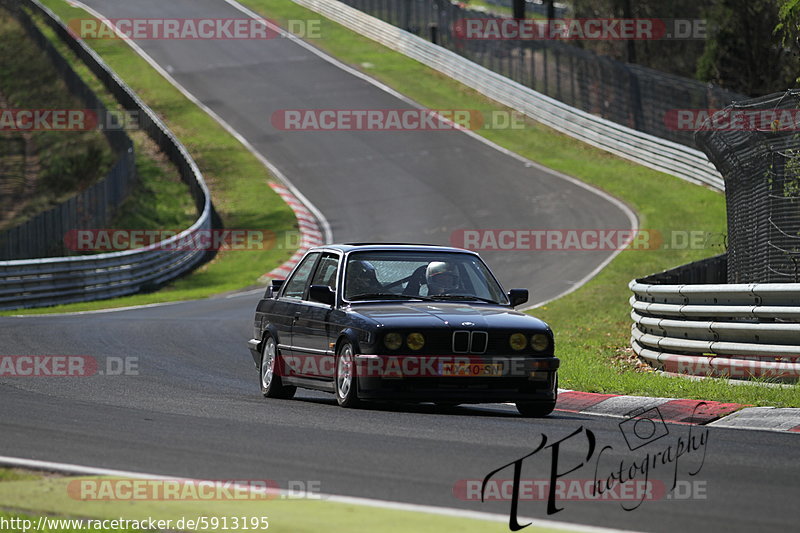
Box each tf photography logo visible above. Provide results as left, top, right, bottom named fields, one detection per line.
left=618, top=406, right=669, bottom=451
left=478, top=405, right=710, bottom=530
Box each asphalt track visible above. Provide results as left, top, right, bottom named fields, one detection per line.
left=0, top=1, right=797, bottom=532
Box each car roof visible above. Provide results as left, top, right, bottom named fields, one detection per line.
left=309, top=243, right=479, bottom=255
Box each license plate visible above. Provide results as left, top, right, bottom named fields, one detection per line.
left=440, top=362, right=503, bottom=377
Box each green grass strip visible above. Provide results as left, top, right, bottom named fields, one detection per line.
left=0, top=471, right=574, bottom=533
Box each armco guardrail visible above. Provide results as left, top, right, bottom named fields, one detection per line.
left=292, top=0, right=725, bottom=191
left=629, top=255, right=800, bottom=380
left=0, top=0, right=215, bottom=310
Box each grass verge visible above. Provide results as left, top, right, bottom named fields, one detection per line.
left=0, top=0, right=299, bottom=314
left=0, top=468, right=573, bottom=533
left=240, top=0, right=800, bottom=406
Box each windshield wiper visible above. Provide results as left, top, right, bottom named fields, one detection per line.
left=429, top=294, right=500, bottom=304
left=348, top=293, right=435, bottom=301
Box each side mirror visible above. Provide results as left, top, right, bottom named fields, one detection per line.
left=265, top=279, right=285, bottom=299
left=309, top=284, right=336, bottom=306
left=507, top=288, right=528, bottom=307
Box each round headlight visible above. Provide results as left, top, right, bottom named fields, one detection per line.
left=509, top=333, right=527, bottom=351
left=530, top=333, right=550, bottom=352
left=406, top=332, right=425, bottom=351
left=384, top=332, right=403, bottom=350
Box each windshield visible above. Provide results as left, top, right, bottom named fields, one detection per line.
left=343, top=251, right=508, bottom=304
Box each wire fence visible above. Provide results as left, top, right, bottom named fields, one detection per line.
left=696, top=90, right=800, bottom=283
left=0, top=1, right=135, bottom=260
left=340, top=0, right=744, bottom=147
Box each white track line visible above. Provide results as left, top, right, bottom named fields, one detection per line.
left=6, top=300, right=188, bottom=317
left=222, top=0, right=639, bottom=311
left=0, top=455, right=638, bottom=533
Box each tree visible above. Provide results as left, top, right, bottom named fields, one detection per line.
left=777, top=0, right=800, bottom=82
left=569, top=0, right=707, bottom=78
left=697, top=0, right=798, bottom=95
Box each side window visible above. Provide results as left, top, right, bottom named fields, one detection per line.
left=282, top=252, right=321, bottom=299
left=310, top=254, right=340, bottom=290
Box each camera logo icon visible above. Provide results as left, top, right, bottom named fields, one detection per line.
left=619, top=406, right=669, bottom=450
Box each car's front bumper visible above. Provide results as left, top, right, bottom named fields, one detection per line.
left=354, top=354, right=559, bottom=403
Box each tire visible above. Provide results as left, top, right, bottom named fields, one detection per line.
left=334, top=341, right=360, bottom=408
left=515, top=400, right=556, bottom=418
left=260, top=336, right=296, bottom=399
left=517, top=374, right=558, bottom=417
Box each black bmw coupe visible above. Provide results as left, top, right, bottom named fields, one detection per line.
left=247, top=244, right=560, bottom=417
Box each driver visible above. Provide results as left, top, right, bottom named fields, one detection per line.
left=347, top=259, right=381, bottom=295
left=426, top=261, right=460, bottom=295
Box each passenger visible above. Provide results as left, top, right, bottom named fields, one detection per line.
left=426, top=261, right=460, bottom=295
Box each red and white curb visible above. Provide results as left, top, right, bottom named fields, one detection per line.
left=261, top=182, right=324, bottom=282
left=555, top=390, right=800, bottom=433
left=707, top=407, right=800, bottom=432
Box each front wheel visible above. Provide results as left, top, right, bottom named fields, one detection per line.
left=515, top=400, right=556, bottom=418
left=260, top=336, right=296, bottom=399
left=334, top=342, right=360, bottom=408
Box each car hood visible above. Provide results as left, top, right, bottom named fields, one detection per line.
left=349, top=301, right=549, bottom=331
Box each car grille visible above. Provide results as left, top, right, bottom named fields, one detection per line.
left=452, top=330, right=488, bottom=354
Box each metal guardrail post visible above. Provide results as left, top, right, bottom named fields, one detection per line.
left=629, top=254, right=800, bottom=381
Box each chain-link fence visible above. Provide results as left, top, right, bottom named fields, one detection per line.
left=696, top=90, right=800, bottom=283
left=0, top=1, right=136, bottom=259
left=340, top=0, right=744, bottom=147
